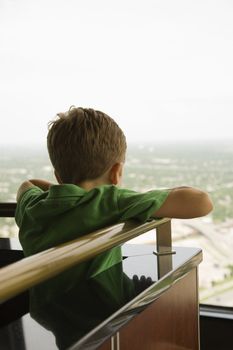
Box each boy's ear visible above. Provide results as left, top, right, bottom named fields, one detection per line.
left=109, top=163, right=124, bottom=185
left=54, top=170, right=62, bottom=184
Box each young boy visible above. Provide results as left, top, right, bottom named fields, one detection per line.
left=15, top=107, right=213, bottom=259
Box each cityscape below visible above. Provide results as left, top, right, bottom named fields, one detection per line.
left=1, top=141, right=233, bottom=306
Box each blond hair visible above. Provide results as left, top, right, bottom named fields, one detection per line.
left=47, top=107, right=127, bottom=184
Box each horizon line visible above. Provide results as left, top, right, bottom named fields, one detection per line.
left=1, top=138, right=233, bottom=147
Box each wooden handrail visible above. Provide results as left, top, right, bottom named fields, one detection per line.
left=0, top=218, right=171, bottom=302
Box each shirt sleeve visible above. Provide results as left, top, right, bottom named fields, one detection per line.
left=117, top=188, right=170, bottom=222
left=15, top=186, right=44, bottom=227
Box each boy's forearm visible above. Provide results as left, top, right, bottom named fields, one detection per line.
left=153, top=186, right=213, bottom=219
left=28, top=179, right=54, bottom=191
left=16, top=179, right=54, bottom=202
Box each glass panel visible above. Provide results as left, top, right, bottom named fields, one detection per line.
left=0, top=243, right=200, bottom=349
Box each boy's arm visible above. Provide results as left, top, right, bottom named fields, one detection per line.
left=16, top=179, right=54, bottom=202
left=153, top=186, right=213, bottom=219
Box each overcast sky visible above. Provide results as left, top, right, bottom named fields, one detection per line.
left=1, top=0, right=233, bottom=145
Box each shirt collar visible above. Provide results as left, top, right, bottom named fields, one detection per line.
left=47, top=184, right=86, bottom=198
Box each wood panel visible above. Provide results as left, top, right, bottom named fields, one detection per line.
left=98, top=339, right=111, bottom=350
left=118, top=268, right=199, bottom=350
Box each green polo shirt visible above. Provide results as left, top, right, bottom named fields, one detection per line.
left=15, top=184, right=169, bottom=276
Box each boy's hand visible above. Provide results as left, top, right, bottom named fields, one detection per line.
left=16, top=179, right=53, bottom=202
left=132, top=275, right=153, bottom=294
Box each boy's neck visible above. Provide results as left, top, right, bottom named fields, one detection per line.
left=58, top=162, right=123, bottom=191
left=78, top=178, right=111, bottom=191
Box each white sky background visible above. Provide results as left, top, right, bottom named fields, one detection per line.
left=0, top=0, right=233, bottom=146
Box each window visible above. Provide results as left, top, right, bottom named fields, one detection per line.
left=1, top=0, right=233, bottom=307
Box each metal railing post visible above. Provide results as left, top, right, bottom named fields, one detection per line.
left=153, top=220, right=176, bottom=279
